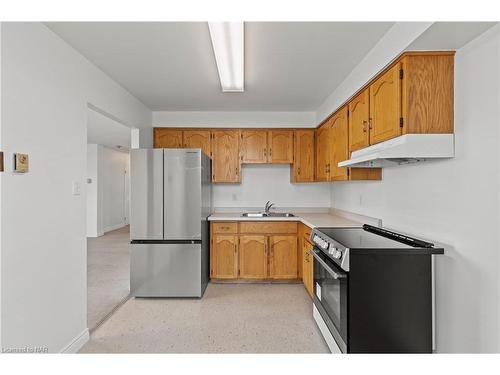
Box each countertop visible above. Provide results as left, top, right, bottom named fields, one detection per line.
left=208, top=211, right=364, bottom=229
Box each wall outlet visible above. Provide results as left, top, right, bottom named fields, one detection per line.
left=232, top=193, right=238, bottom=201
left=359, top=194, right=363, bottom=206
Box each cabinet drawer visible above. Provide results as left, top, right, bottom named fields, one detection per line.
left=212, top=222, right=238, bottom=234
left=239, top=222, right=297, bottom=234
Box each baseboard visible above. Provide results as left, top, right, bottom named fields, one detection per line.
left=60, top=328, right=89, bottom=353
left=103, top=222, right=127, bottom=233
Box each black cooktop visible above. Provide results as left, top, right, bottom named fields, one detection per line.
left=317, top=224, right=442, bottom=251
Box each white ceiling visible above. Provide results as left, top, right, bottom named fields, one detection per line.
left=46, top=22, right=394, bottom=111
left=87, top=108, right=131, bottom=151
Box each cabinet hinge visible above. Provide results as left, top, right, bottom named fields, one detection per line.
left=399, top=69, right=404, bottom=80
left=400, top=117, right=404, bottom=128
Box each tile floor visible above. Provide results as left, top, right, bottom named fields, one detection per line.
left=87, top=226, right=131, bottom=330
left=80, top=283, right=329, bottom=353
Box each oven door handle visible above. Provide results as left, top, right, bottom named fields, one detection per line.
left=311, top=249, right=347, bottom=279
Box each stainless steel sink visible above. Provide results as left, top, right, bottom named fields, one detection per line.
left=241, top=212, right=294, bottom=218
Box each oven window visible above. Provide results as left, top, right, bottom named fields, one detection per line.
left=313, top=249, right=348, bottom=344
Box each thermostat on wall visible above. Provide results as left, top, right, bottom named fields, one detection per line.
left=13, top=153, right=29, bottom=173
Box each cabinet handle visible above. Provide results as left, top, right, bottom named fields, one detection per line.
left=269, top=148, right=272, bottom=156
left=297, top=167, right=301, bottom=175
left=362, top=120, right=368, bottom=133
left=369, top=118, right=373, bottom=130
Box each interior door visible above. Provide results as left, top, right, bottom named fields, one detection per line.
left=164, top=149, right=201, bottom=240
left=369, top=63, right=402, bottom=145
left=130, top=148, right=163, bottom=240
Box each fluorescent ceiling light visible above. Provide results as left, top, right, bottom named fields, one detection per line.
left=208, top=22, right=244, bottom=92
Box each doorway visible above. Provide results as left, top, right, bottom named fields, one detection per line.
left=86, top=107, right=133, bottom=330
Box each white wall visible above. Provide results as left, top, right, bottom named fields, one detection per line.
left=0, top=23, right=151, bottom=352
left=316, top=22, right=433, bottom=123
left=213, top=164, right=331, bottom=208
left=102, top=146, right=130, bottom=233
left=86, top=144, right=102, bottom=237
left=330, top=25, right=500, bottom=352
left=153, top=111, right=316, bottom=127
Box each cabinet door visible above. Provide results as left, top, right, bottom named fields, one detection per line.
left=240, top=130, right=268, bottom=163
left=211, top=130, right=240, bottom=183
left=154, top=129, right=183, bottom=148
left=183, top=130, right=211, bottom=157
left=268, top=130, right=293, bottom=163
left=330, top=106, right=349, bottom=181
left=315, top=123, right=331, bottom=181
left=269, top=235, right=298, bottom=279
left=292, top=130, right=315, bottom=182
left=369, top=63, right=402, bottom=145
left=212, top=235, right=238, bottom=279
left=303, top=240, right=314, bottom=297
left=348, top=88, right=370, bottom=152
left=239, top=235, right=267, bottom=279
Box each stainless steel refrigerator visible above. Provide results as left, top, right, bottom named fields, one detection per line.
left=130, top=148, right=212, bottom=297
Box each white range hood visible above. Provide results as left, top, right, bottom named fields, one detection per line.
left=338, top=134, right=455, bottom=168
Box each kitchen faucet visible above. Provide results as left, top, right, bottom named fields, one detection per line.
left=264, top=201, right=275, bottom=214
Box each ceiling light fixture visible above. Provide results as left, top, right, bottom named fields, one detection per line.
left=208, top=22, right=244, bottom=92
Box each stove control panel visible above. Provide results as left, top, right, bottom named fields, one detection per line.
left=312, top=234, right=329, bottom=251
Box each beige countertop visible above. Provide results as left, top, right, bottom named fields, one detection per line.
left=208, top=211, right=364, bottom=229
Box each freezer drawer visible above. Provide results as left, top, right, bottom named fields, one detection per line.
left=131, top=242, right=205, bottom=297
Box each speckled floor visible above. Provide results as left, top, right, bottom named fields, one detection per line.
left=87, top=226, right=130, bottom=331
left=80, top=283, right=329, bottom=353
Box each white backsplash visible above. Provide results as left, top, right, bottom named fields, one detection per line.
left=212, top=164, right=331, bottom=208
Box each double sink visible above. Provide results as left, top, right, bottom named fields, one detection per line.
left=241, top=212, right=295, bottom=218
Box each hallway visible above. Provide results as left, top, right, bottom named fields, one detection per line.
left=87, top=226, right=131, bottom=330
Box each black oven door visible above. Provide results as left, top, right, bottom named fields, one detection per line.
left=312, top=247, right=348, bottom=353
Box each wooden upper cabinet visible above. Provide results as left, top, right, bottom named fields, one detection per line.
left=240, top=130, right=268, bottom=163
left=369, top=63, right=402, bottom=145
left=292, top=130, right=315, bottom=182
left=315, top=122, right=331, bottom=181
left=212, top=235, right=238, bottom=279
left=401, top=53, right=454, bottom=135
left=183, top=130, right=211, bottom=156
left=348, top=88, right=370, bottom=152
left=239, top=235, right=267, bottom=279
left=211, top=130, right=240, bottom=183
left=269, top=235, right=298, bottom=279
left=330, top=106, right=349, bottom=181
left=154, top=128, right=183, bottom=148
left=268, top=130, right=293, bottom=163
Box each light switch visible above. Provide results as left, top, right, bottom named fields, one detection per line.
left=72, top=181, right=82, bottom=196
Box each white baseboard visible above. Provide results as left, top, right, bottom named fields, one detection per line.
left=103, top=222, right=127, bottom=233
left=60, top=328, right=89, bottom=353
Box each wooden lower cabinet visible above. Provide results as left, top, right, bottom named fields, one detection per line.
left=239, top=235, right=267, bottom=279
left=210, top=222, right=299, bottom=281
left=302, top=238, right=314, bottom=297
left=269, top=235, right=298, bottom=279
left=211, top=235, right=238, bottom=279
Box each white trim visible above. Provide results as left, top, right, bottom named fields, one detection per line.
left=60, top=328, right=89, bottom=353
left=103, top=222, right=127, bottom=234
left=313, top=304, right=342, bottom=354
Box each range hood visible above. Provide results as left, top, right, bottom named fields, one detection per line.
left=338, top=134, right=455, bottom=168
